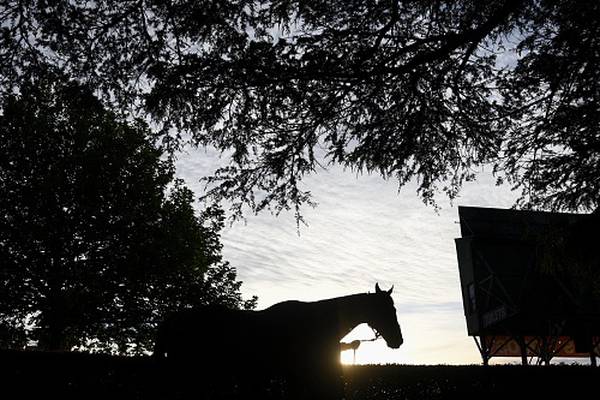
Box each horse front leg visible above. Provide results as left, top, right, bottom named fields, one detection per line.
left=304, top=365, right=344, bottom=400
left=287, top=371, right=344, bottom=400
left=294, top=349, right=345, bottom=400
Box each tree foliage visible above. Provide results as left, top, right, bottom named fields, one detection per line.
left=1, top=0, right=598, bottom=217
left=0, top=73, right=256, bottom=354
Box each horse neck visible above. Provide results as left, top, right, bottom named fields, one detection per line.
left=327, top=293, right=374, bottom=339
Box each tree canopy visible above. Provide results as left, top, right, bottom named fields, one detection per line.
left=1, top=0, right=598, bottom=217
left=0, top=73, right=256, bottom=354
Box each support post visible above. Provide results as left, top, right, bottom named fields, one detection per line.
left=518, top=336, right=528, bottom=365
left=475, top=336, right=492, bottom=366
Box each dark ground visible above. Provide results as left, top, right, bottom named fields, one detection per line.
left=2, top=350, right=598, bottom=399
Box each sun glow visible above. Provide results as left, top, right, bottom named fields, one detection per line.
left=340, top=324, right=392, bottom=365
left=340, top=348, right=357, bottom=365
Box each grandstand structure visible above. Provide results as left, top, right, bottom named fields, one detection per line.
left=455, top=206, right=600, bottom=365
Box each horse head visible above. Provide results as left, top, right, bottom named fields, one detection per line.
left=368, top=283, right=403, bottom=349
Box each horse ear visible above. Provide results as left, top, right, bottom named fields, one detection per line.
left=388, top=285, right=394, bottom=295
left=375, top=283, right=382, bottom=293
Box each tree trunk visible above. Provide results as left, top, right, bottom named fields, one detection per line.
left=38, top=251, right=68, bottom=351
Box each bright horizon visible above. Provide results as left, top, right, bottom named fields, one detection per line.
left=175, top=146, right=520, bottom=365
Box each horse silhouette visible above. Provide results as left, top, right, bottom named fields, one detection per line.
left=154, top=283, right=403, bottom=399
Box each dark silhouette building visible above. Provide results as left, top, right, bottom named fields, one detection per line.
left=455, top=206, right=600, bottom=365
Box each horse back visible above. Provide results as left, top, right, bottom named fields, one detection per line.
left=155, top=306, right=254, bottom=359
left=155, top=301, right=341, bottom=372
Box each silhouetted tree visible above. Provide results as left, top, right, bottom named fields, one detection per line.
left=0, top=72, right=256, bottom=354
left=1, top=1, right=598, bottom=217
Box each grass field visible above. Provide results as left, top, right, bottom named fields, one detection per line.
left=2, top=350, right=599, bottom=399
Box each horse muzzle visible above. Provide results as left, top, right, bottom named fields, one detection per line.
left=388, top=336, right=404, bottom=349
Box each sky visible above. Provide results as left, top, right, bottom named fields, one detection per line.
left=174, top=146, right=519, bottom=365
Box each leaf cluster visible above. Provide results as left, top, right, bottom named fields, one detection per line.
left=1, top=0, right=598, bottom=217
left=0, top=72, right=255, bottom=354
